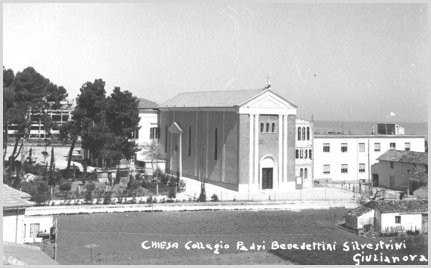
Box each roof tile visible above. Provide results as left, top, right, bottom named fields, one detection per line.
left=377, top=149, right=428, bottom=165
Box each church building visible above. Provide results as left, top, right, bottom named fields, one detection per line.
left=158, top=88, right=299, bottom=194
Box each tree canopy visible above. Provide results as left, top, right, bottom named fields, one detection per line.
left=71, top=80, right=140, bottom=168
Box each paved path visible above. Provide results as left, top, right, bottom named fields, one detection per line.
left=177, top=176, right=357, bottom=202
left=3, top=242, right=58, bottom=265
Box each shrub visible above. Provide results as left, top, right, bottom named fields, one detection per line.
left=103, top=191, right=112, bottom=204
left=198, top=191, right=206, bottom=202
left=147, top=196, right=154, bottom=204
left=211, top=194, right=219, bottom=202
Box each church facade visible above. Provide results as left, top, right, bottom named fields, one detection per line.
left=158, top=88, right=299, bottom=194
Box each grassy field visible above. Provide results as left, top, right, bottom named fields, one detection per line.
left=51, top=208, right=428, bottom=265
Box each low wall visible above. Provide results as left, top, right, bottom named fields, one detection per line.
left=25, top=200, right=358, bottom=216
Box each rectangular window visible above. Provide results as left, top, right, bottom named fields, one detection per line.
left=323, top=165, right=330, bottom=174
left=405, top=142, right=411, bottom=151
left=390, top=162, right=394, bottom=169
left=188, top=126, right=192, bottom=156
left=359, top=143, right=365, bottom=152
left=150, top=127, right=158, bottom=139
left=359, top=163, right=365, bottom=173
left=214, top=128, right=218, bottom=160
left=323, top=143, right=330, bottom=152
left=395, top=215, right=401, bottom=224
left=341, top=143, right=348, bottom=152
left=374, top=143, right=381, bottom=152
left=390, top=142, right=396, bottom=149
left=341, top=164, right=348, bottom=174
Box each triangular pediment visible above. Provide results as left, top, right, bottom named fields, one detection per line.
left=168, top=122, right=183, bottom=133
left=239, top=90, right=296, bottom=109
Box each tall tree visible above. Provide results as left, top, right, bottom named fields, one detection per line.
left=103, top=87, right=140, bottom=164
left=73, top=79, right=107, bottom=171
left=3, top=67, right=68, bottom=180
left=59, top=120, right=80, bottom=171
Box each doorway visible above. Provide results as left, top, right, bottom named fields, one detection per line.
left=262, top=168, right=273, bottom=189
left=372, top=174, right=379, bottom=187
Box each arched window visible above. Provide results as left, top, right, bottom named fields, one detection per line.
left=272, top=123, right=275, bottom=133
left=304, top=168, right=308, bottom=178
left=300, top=150, right=303, bottom=159
left=309, top=149, right=312, bottom=160
left=298, top=127, right=301, bottom=140
left=266, top=123, right=270, bottom=132
left=296, top=149, right=299, bottom=159
left=302, top=127, right=306, bottom=140
left=260, top=123, right=264, bottom=133
left=300, top=168, right=304, bottom=178
left=305, top=149, right=308, bottom=159
left=307, top=127, right=310, bottom=140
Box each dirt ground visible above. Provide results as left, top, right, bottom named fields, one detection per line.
left=46, top=208, right=426, bottom=265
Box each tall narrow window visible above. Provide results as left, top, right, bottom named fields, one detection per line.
left=260, top=123, right=264, bottom=133
left=214, top=128, right=218, bottom=160
left=359, top=163, right=365, bottom=173
left=188, top=126, right=192, bottom=156
left=309, top=149, right=312, bottom=159
left=323, top=165, right=330, bottom=174
left=266, top=123, right=270, bottom=132
left=307, top=127, right=310, bottom=140
left=296, top=149, right=299, bottom=159
left=272, top=123, right=275, bottom=133
left=359, top=143, right=365, bottom=152
left=300, top=150, right=303, bottom=159
left=302, top=127, right=305, bottom=140
left=305, top=149, right=308, bottom=159
left=298, top=127, right=301, bottom=141
left=300, top=168, right=304, bottom=178
left=304, top=168, right=308, bottom=178
left=165, top=126, right=168, bottom=152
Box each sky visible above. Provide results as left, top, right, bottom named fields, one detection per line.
left=3, top=2, right=428, bottom=123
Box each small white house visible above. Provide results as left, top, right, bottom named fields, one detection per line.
left=2, top=184, right=34, bottom=244
left=367, top=200, right=428, bottom=234
left=344, top=206, right=374, bottom=233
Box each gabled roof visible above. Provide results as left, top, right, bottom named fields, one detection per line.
left=159, top=88, right=297, bottom=108
left=2, top=184, right=34, bottom=209
left=367, top=200, right=428, bottom=214
left=377, top=149, right=428, bottom=165
left=138, top=98, right=158, bottom=109
left=345, top=206, right=374, bottom=217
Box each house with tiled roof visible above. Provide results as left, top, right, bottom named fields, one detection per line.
left=134, top=98, right=165, bottom=169
left=2, top=184, right=34, bottom=244
left=2, top=184, right=55, bottom=244
left=366, top=200, right=428, bottom=234
left=158, top=87, right=299, bottom=193
left=371, top=150, right=428, bottom=195
left=344, top=206, right=374, bottom=233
